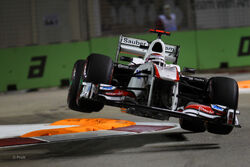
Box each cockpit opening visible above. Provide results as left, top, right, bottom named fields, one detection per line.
left=152, top=42, right=163, bottom=53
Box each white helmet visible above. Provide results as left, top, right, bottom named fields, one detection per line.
left=146, top=53, right=165, bottom=66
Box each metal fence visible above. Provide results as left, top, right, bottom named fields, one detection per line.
left=194, top=0, right=250, bottom=29
left=1, top=0, right=250, bottom=48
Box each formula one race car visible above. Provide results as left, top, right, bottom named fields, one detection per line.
left=67, top=29, right=240, bottom=135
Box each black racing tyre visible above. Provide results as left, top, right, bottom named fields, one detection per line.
left=179, top=118, right=206, bottom=133
left=207, top=77, right=238, bottom=110
left=205, top=122, right=233, bottom=135
left=67, top=60, right=85, bottom=111
left=206, top=77, right=238, bottom=135
left=78, top=98, right=104, bottom=113
left=85, top=54, right=113, bottom=84
left=77, top=54, right=113, bottom=113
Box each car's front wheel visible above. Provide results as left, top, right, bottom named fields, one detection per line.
left=85, top=53, right=113, bottom=84
left=78, top=54, right=113, bottom=112
left=205, top=122, right=233, bottom=135
left=67, top=60, right=85, bottom=111
left=179, top=118, right=206, bottom=133
left=206, top=77, right=238, bottom=135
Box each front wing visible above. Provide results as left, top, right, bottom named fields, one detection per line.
left=79, top=83, right=240, bottom=128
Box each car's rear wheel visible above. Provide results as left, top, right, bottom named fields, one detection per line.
left=67, top=60, right=85, bottom=111
left=206, top=77, right=238, bottom=135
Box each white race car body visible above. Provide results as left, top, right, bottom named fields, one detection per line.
left=68, top=29, right=241, bottom=135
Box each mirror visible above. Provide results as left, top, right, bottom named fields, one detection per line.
left=120, top=56, right=133, bottom=62
left=183, top=67, right=196, bottom=74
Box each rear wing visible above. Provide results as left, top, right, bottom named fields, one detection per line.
left=115, top=35, right=149, bottom=62
left=115, top=35, right=180, bottom=64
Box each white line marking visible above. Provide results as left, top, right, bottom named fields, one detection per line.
left=239, top=88, right=250, bottom=94
left=0, top=124, right=77, bottom=139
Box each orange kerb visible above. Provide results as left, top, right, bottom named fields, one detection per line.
left=21, top=118, right=136, bottom=138
left=237, top=80, right=250, bottom=88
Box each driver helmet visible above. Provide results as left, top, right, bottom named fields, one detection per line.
left=146, top=53, right=165, bottom=66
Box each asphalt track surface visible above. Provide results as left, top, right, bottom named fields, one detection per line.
left=0, top=73, right=250, bottom=167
